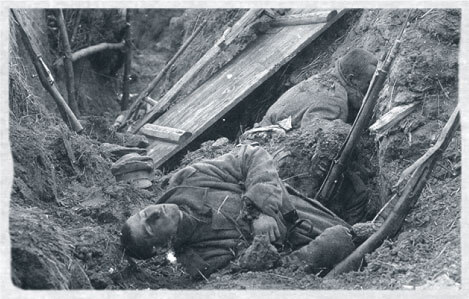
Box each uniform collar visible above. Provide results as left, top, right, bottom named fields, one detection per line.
left=173, top=209, right=198, bottom=247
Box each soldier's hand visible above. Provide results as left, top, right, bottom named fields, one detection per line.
left=252, top=214, right=280, bottom=242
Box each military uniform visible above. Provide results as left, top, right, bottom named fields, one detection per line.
left=258, top=67, right=349, bottom=129
left=156, top=145, right=349, bottom=278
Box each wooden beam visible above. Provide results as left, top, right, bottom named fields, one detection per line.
left=139, top=124, right=192, bottom=144
left=145, top=9, right=347, bottom=168
left=270, top=10, right=337, bottom=27
left=142, top=96, right=158, bottom=106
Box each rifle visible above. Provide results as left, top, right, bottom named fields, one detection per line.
left=315, top=10, right=413, bottom=204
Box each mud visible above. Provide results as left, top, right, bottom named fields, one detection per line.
left=8, top=8, right=461, bottom=290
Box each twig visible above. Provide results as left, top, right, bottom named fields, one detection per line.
left=434, top=244, right=448, bottom=260
left=437, top=79, right=451, bottom=101
left=217, top=195, right=229, bottom=214
left=282, top=173, right=310, bottom=182
left=197, top=270, right=209, bottom=282
left=263, top=272, right=293, bottom=280
left=419, top=8, right=434, bottom=19
left=371, top=194, right=397, bottom=223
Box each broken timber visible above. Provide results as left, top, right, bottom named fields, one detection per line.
left=140, top=9, right=346, bottom=168
left=270, top=10, right=337, bottom=27
left=369, top=102, right=419, bottom=135
left=139, top=124, right=192, bottom=144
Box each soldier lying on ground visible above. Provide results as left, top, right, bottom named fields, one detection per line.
left=121, top=145, right=358, bottom=280
left=241, top=49, right=378, bottom=224
left=258, top=48, right=378, bottom=128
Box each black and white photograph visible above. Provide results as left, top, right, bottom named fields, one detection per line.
left=2, top=1, right=466, bottom=296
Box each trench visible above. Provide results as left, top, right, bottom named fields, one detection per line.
left=9, top=8, right=461, bottom=290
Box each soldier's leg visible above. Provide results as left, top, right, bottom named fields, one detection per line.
left=282, top=225, right=355, bottom=274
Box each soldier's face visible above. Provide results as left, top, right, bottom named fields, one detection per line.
left=126, top=204, right=183, bottom=248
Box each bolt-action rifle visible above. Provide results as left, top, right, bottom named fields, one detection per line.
left=315, top=10, right=413, bottom=204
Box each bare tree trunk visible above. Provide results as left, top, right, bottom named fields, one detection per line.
left=57, top=9, right=80, bottom=116
left=12, top=10, right=83, bottom=133
left=121, top=9, right=132, bottom=111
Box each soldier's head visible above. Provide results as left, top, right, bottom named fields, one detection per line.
left=121, top=204, right=183, bottom=259
left=338, top=49, right=378, bottom=109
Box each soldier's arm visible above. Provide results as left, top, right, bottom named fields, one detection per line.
left=183, top=144, right=287, bottom=216
left=237, top=145, right=288, bottom=217
left=300, top=96, right=348, bottom=128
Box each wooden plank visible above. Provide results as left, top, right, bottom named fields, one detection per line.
left=270, top=10, right=337, bottom=27
left=140, top=124, right=192, bottom=144
left=147, top=9, right=347, bottom=168
left=222, top=9, right=265, bottom=46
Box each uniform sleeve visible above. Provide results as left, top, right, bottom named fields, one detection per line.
left=181, top=144, right=290, bottom=218
left=300, top=96, right=348, bottom=128
left=237, top=145, right=286, bottom=217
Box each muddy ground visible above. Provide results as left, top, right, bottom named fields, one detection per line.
left=8, top=8, right=461, bottom=290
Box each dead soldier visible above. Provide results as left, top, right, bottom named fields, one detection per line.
left=257, top=48, right=378, bottom=128
left=121, top=145, right=357, bottom=279
left=242, top=48, right=378, bottom=224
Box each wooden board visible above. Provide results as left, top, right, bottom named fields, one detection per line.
left=146, top=9, right=346, bottom=168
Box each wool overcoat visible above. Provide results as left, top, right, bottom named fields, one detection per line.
left=157, top=145, right=349, bottom=278
left=258, top=68, right=349, bottom=128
